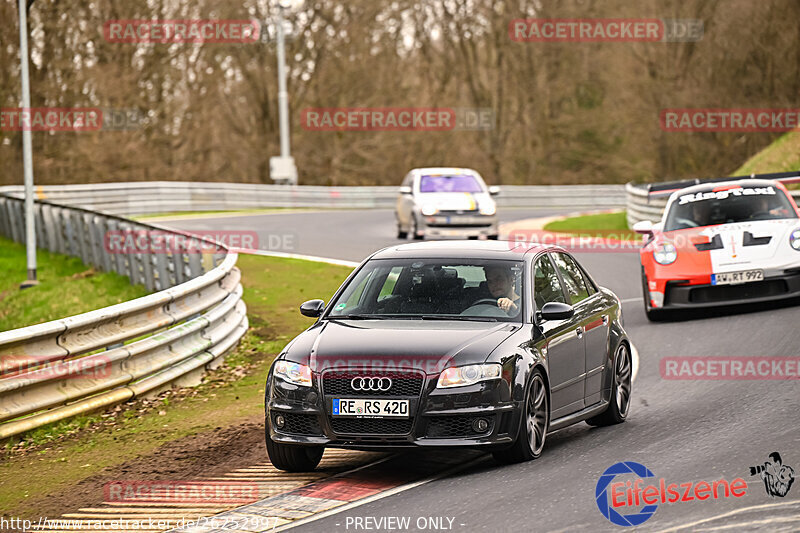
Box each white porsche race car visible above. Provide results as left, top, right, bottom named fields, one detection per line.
left=633, top=173, right=800, bottom=320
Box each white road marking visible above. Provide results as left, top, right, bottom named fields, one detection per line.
left=239, top=248, right=359, bottom=267
left=652, top=499, right=800, bottom=533
left=620, top=297, right=641, bottom=304
left=631, top=343, right=640, bottom=383
left=273, top=455, right=492, bottom=532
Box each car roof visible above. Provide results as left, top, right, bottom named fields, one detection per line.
left=369, top=240, right=551, bottom=260
left=670, top=178, right=781, bottom=198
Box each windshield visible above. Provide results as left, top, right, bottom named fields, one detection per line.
left=419, top=174, right=484, bottom=193
left=326, top=258, right=523, bottom=321
left=664, top=185, right=797, bottom=231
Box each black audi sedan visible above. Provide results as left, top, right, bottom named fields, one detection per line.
left=265, top=241, right=632, bottom=471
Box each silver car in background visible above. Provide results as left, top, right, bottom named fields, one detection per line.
left=395, top=167, right=500, bottom=240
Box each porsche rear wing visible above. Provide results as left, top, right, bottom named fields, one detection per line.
left=643, top=170, right=800, bottom=200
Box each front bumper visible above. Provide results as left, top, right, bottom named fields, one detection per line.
left=419, top=213, right=498, bottom=237
left=266, top=371, right=518, bottom=450
left=652, top=271, right=800, bottom=309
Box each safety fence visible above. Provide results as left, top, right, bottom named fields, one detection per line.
left=0, top=182, right=628, bottom=215
left=0, top=194, right=247, bottom=439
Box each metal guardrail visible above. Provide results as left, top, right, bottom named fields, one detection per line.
left=0, top=182, right=628, bottom=215
left=625, top=181, right=800, bottom=227
left=0, top=194, right=247, bottom=440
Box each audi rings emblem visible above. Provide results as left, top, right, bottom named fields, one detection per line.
left=351, top=376, right=393, bottom=392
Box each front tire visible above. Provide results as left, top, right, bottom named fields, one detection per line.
left=493, top=369, right=549, bottom=464
left=586, top=342, right=632, bottom=427
left=641, top=267, right=665, bottom=322
left=411, top=215, right=424, bottom=240
left=266, top=433, right=324, bottom=472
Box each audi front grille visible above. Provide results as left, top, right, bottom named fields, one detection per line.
left=321, top=369, right=426, bottom=438
left=321, top=370, right=425, bottom=397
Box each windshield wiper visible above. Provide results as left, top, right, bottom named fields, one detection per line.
left=419, top=315, right=500, bottom=322
left=327, top=314, right=419, bottom=320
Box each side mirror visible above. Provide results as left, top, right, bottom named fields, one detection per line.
left=488, top=186, right=501, bottom=196
left=632, top=220, right=654, bottom=235
left=398, top=186, right=412, bottom=195
left=540, top=302, right=574, bottom=321
left=300, top=299, right=325, bottom=317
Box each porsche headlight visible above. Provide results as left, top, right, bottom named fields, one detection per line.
left=437, top=363, right=501, bottom=388
left=653, top=242, right=677, bottom=265
left=479, top=202, right=497, bottom=216
left=790, top=228, right=800, bottom=251
left=274, top=360, right=312, bottom=387
left=421, top=204, right=438, bottom=216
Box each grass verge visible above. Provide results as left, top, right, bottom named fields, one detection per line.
left=543, top=210, right=636, bottom=240
left=0, top=236, right=148, bottom=331
left=133, top=207, right=314, bottom=221
left=733, top=131, right=800, bottom=177
left=0, top=253, right=353, bottom=516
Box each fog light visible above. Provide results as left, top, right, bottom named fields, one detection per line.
left=274, top=414, right=286, bottom=429
left=472, top=418, right=489, bottom=433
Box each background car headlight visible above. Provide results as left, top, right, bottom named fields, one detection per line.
left=421, top=204, right=438, bottom=216
left=274, top=360, right=312, bottom=387
left=790, top=229, right=800, bottom=251
left=653, top=242, right=678, bottom=265
left=479, top=202, right=496, bottom=216
left=437, top=363, right=502, bottom=388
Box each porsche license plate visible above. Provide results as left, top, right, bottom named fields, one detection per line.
left=332, top=399, right=409, bottom=418
left=711, top=269, right=764, bottom=285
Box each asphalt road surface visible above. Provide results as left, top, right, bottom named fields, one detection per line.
left=165, top=208, right=800, bottom=532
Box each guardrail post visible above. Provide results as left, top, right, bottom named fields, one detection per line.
left=0, top=197, right=9, bottom=238
left=188, top=251, right=203, bottom=278
left=10, top=200, right=25, bottom=243
left=40, top=203, right=58, bottom=253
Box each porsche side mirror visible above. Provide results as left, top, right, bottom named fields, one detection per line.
left=633, top=220, right=654, bottom=235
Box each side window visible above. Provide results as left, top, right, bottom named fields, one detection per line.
left=533, top=255, right=566, bottom=310
left=551, top=253, right=590, bottom=305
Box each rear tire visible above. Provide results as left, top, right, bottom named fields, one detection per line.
left=396, top=225, right=408, bottom=239
left=487, top=234, right=499, bottom=240
left=586, top=343, right=632, bottom=427
left=266, top=433, right=324, bottom=472
left=493, top=369, right=548, bottom=464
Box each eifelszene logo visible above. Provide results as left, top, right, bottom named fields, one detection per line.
left=595, top=461, right=748, bottom=527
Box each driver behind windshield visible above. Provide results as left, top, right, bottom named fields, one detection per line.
left=484, top=265, right=520, bottom=313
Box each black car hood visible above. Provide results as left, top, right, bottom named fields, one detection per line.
left=284, top=319, right=519, bottom=375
